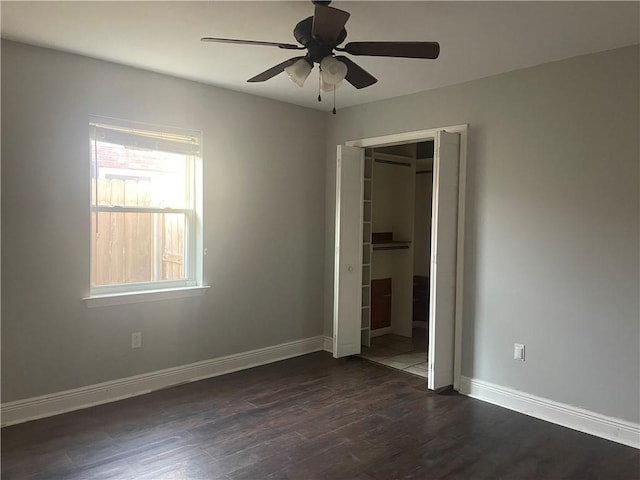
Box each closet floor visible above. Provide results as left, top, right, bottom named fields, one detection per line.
left=359, top=329, right=428, bottom=378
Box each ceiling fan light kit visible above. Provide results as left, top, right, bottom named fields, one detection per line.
left=201, top=0, right=440, bottom=112
left=284, top=58, right=313, bottom=87
left=320, top=55, right=348, bottom=86
left=320, top=75, right=342, bottom=93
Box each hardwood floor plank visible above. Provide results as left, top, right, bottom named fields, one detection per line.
left=26, top=456, right=135, bottom=480
left=131, top=452, right=230, bottom=480
left=209, top=444, right=282, bottom=475
left=224, top=452, right=291, bottom=480
left=0, top=450, right=74, bottom=480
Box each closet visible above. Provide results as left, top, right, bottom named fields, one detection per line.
left=360, top=142, right=434, bottom=348
left=334, top=127, right=463, bottom=389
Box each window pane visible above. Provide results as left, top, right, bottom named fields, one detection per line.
left=159, top=213, right=187, bottom=281
left=94, top=141, right=189, bottom=209
left=91, top=212, right=186, bottom=286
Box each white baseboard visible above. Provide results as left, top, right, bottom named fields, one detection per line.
left=459, top=376, right=639, bottom=449
left=370, top=326, right=392, bottom=338
left=323, top=335, right=333, bottom=353
left=1, top=336, right=324, bottom=427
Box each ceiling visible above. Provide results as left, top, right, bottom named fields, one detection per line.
left=2, top=1, right=638, bottom=111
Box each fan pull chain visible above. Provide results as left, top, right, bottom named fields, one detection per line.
left=333, top=86, right=337, bottom=114
left=317, top=69, right=322, bottom=102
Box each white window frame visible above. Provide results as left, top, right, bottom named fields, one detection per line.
left=84, top=116, right=207, bottom=307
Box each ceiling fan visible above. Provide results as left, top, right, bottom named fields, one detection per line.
left=201, top=0, right=440, bottom=102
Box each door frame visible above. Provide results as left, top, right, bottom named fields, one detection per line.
left=344, top=124, right=468, bottom=391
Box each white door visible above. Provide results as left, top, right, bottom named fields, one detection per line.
left=428, top=130, right=461, bottom=389
left=333, top=145, right=364, bottom=358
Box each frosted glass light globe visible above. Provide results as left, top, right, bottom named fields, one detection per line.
left=284, top=59, right=312, bottom=87
left=320, top=56, right=348, bottom=85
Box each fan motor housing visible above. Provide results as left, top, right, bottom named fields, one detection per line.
left=294, top=16, right=347, bottom=63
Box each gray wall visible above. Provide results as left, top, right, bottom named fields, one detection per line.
left=324, top=45, right=639, bottom=423
left=1, top=41, right=327, bottom=402
left=413, top=172, right=432, bottom=278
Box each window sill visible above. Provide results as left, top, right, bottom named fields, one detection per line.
left=84, top=285, right=210, bottom=308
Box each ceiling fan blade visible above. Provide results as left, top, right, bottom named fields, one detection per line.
left=312, top=5, right=350, bottom=42
left=247, top=56, right=307, bottom=83
left=201, top=37, right=303, bottom=50
left=335, top=56, right=377, bottom=89
left=340, top=42, right=440, bottom=59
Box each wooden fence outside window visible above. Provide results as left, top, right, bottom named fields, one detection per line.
left=91, top=177, right=185, bottom=286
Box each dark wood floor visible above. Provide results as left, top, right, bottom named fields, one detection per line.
left=2, top=352, right=638, bottom=479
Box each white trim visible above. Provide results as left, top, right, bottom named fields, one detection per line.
left=371, top=326, right=393, bottom=338
left=345, top=125, right=468, bottom=149
left=323, top=335, right=333, bottom=353
left=83, top=285, right=210, bottom=307
left=452, top=126, right=468, bottom=391
left=459, top=376, right=640, bottom=449
left=1, top=336, right=324, bottom=426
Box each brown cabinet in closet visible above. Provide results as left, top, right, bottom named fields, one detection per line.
left=371, top=278, right=392, bottom=330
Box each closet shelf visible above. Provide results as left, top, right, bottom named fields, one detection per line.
left=371, top=231, right=410, bottom=251
left=372, top=241, right=411, bottom=251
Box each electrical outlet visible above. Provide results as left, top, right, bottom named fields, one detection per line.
left=131, top=332, right=142, bottom=349
left=514, top=343, right=525, bottom=361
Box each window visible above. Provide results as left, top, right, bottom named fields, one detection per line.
left=89, top=117, right=203, bottom=298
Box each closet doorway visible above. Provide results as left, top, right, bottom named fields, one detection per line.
left=358, top=141, right=433, bottom=379
left=332, top=126, right=467, bottom=391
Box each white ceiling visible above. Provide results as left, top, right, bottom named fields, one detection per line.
left=2, top=1, right=638, bottom=111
